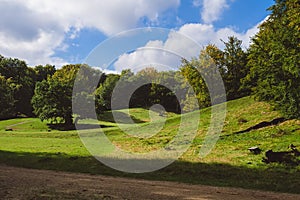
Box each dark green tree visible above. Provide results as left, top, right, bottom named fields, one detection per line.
left=246, top=0, right=300, bottom=118
left=95, top=73, right=120, bottom=112
left=34, top=64, right=56, bottom=82
left=0, top=76, right=16, bottom=119
left=222, top=37, right=249, bottom=100
left=0, top=56, right=35, bottom=116
left=150, top=70, right=182, bottom=113
left=73, top=65, right=103, bottom=120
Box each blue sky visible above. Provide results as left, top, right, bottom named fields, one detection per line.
left=0, top=0, right=274, bottom=71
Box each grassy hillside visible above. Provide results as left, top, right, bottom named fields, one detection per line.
left=0, top=96, right=299, bottom=193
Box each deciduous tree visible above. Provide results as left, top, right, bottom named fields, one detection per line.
left=32, top=64, right=80, bottom=125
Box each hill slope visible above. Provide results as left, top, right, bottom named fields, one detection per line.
left=0, top=96, right=299, bottom=193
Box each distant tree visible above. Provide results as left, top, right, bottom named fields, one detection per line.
left=130, top=67, right=159, bottom=108
left=149, top=70, right=182, bottom=113
left=32, top=64, right=80, bottom=125
left=0, top=76, right=16, bottom=119
left=95, top=73, right=120, bottom=112
left=73, top=65, right=103, bottom=120
left=246, top=0, right=300, bottom=119
left=95, top=68, right=182, bottom=112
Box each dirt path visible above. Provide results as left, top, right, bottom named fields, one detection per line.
left=0, top=165, right=299, bottom=200
left=5, top=120, right=34, bottom=129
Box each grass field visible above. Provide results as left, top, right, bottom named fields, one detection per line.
left=0, top=96, right=299, bottom=193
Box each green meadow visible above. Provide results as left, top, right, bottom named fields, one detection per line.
left=0, top=97, right=299, bottom=193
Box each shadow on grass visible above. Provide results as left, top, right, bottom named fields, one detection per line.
left=98, top=110, right=146, bottom=124
left=233, top=117, right=287, bottom=135
left=47, top=123, right=113, bottom=131
left=0, top=150, right=299, bottom=194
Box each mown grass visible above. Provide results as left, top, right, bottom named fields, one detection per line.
left=0, top=96, right=299, bottom=193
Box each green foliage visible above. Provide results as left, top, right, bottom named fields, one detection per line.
left=34, top=64, right=56, bottom=82
left=95, top=73, right=120, bottom=112
left=72, top=65, right=103, bottom=120
left=150, top=70, right=183, bottom=113
left=246, top=0, right=300, bottom=119
left=96, top=68, right=182, bottom=113
left=0, top=76, right=16, bottom=119
left=125, top=68, right=155, bottom=109
left=0, top=56, right=35, bottom=116
left=180, top=59, right=210, bottom=111
left=206, top=38, right=249, bottom=100
left=180, top=47, right=226, bottom=111
left=222, top=37, right=249, bottom=99
left=32, top=64, right=80, bottom=125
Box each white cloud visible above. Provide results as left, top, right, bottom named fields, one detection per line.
left=178, top=21, right=263, bottom=49
left=0, top=26, right=67, bottom=67
left=114, top=40, right=182, bottom=73
left=113, top=20, right=264, bottom=72
left=0, top=0, right=179, bottom=66
left=201, top=0, right=230, bottom=24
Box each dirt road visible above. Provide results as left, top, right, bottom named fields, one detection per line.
left=0, top=165, right=299, bottom=200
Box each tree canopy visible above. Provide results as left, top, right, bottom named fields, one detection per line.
left=32, top=64, right=80, bottom=125
left=206, top=37, right=249, bottom=100
left=0, top=0, right=299, bottom=124
left=0, top=56, right=35, bottom=116
left=0, top=76, right=15, bottom=119
left=246, top=0, right=300, bottom=119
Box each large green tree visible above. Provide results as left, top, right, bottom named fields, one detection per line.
left=246, top=0, right=300, bottom=118
left=32, top=64, right=80, bottom=125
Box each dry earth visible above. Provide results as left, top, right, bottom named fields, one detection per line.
left=0, top=165, right=299, bottom=200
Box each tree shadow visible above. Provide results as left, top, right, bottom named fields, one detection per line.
left=232, top=117, right=287, bottom=135
left=47, top=123, right=113, bottom=131
left=98, top=110, right=146, bottom=124
left=0, top=150, right=299, bottom=194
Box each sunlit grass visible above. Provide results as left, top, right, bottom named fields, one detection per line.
left=0, top=96, right=299, bottom=193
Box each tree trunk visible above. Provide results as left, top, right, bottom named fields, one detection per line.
left=64, top=113, right=73, bottom=126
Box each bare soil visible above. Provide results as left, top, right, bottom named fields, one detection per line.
left=0, top=165, right=299, bottom=200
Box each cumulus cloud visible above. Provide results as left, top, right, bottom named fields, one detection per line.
left=113, top=20, right=263, bottom=72
left=0, top=0, right=179, bottom=66
left=114, top=40, right=185, bottom=73
left=23, top=0, right=180, bottom=35
left=201, top=0, right=229, bottom=24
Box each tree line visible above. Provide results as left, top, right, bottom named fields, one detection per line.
left=0, top=0, right=298, bottom=125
